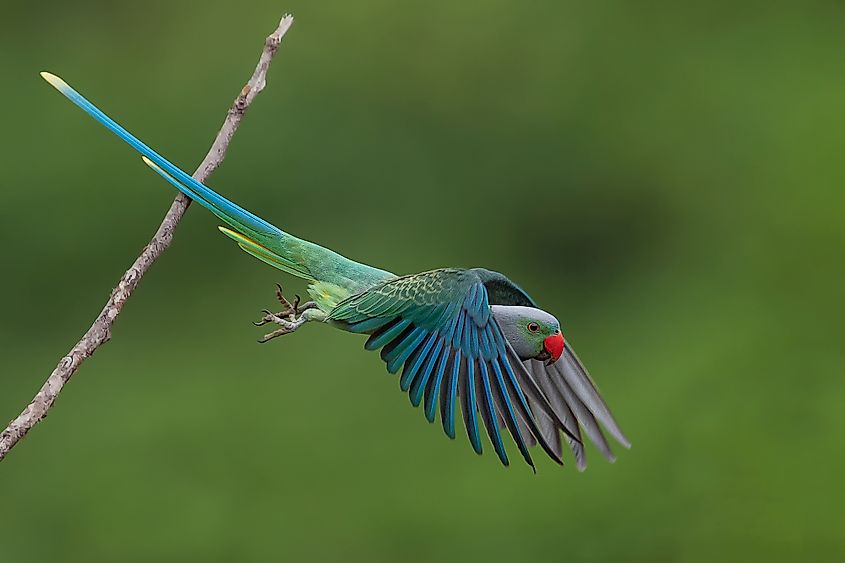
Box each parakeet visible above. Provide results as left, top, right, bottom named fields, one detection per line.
left=42, top=72, right=630, bottom=470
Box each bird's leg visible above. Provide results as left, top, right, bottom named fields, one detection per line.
left=296, top=300, right=319, bottom=314
left=255, top=308, right=325, bottom=343
left=253, top=284, right=324, bottom=343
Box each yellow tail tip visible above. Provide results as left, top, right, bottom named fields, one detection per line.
left=141, top=155, right=160, bottom=171
left=40, top=71, right=69, bottom=91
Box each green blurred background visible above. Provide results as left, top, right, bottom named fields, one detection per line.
left=1, top=1, right=843, bottom=561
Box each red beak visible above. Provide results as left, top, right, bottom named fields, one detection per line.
left=543, top=333, right=565, bottom=365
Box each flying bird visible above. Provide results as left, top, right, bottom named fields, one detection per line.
left=41, top=72, right=630, bottom=471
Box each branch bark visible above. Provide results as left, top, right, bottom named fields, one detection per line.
left=0, top=14, right=294, bottom=462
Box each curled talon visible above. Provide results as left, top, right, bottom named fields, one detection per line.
left=275, top=283, right=293, bottom=309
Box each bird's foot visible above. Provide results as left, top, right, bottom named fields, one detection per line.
left=255, top=312, right=307, bottom=343
left=253, top=284, right=320, bottom=343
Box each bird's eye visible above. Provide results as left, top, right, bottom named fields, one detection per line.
left=527, top=322, right=540, bottom=333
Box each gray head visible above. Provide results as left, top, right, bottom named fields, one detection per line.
left=490, top=305, right=564, bottom=364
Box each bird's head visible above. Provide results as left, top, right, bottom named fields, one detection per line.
left=490, top=305, right=564, bottom=365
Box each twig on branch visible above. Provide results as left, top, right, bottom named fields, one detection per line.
left=0, top=14, right=294, bottom=462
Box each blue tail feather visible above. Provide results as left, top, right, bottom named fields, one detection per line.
left=41, top=72, right=280, bottom=238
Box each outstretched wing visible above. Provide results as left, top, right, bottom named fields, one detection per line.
left=522, top=345, right=631, bottom=471
left=328, top=269, right=579, bottom=470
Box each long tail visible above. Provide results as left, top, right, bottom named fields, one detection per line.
left=41, top=71, right=394, bottom=294
left=41, top=71, right=316, bottom=280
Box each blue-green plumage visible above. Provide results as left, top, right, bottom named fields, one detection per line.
left=477, top=361, right=508, bottom=466
left=491, top=358, right=533, bottom=466
left=364, top=319, right=411, bottom=351
left=442, top=350, right=460, bottom=440
left=43, top=72, right=632, bottom=471
left=400, top=333, right=437, bottom=392
left=424, top=343, right=450, bottom=422
left=409, top=338, right=442, bottom=407
left=461, top=359, right=482, bottom=455
left=385, top=327, right=427, bottom=374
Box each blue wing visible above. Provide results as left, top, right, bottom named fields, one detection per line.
left=329, top=269, right=580, bottom=470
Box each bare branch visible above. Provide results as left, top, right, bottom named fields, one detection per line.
left=0, top=14, right=295, bottom=461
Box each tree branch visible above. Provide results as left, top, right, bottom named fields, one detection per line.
left=0, top=14, right=294, bottom=462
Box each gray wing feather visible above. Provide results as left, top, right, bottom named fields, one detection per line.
left=531, top=406, right=563, bottom=463
left=527, top=360, right=586, bottom=470
left=551, top=365, right=616, bottom=462
left=557, top=347, right=631, bottom=448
